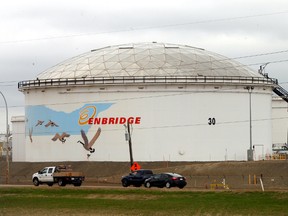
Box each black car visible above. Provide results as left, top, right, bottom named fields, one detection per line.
left=121, top=169, right=154, bottom=187
left=144, top=173, right=187, bottom=189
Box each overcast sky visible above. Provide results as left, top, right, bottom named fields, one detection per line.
left=1, top=0, right=288, bottom=133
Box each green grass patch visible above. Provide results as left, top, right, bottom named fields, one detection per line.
left=1, top=187, right=288, bottom=215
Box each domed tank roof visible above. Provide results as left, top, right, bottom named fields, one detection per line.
left=37, top=42, right=261, bottom=79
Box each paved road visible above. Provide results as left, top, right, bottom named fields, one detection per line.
left=0, top=184, right=122, bottom=189
left=0, top=183, right=206, bottom=191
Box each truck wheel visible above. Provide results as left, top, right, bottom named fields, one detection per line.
left=122, top=179, right=129, bottom=187
left=33, top=178, right=40, bottom=186
left=73, top=182, right=82, bottom=187
left=58, top=179, right=66, bottom=187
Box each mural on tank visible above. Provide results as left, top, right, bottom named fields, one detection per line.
left=25, top=103, right=113, bottom=158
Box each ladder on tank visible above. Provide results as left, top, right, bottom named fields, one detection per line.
left=273, top=84, right=288, bottom=103
left=258, top=63, right=288, bottom=103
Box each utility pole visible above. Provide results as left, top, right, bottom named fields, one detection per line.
left=0, top=91, right=9, bottom=184
left=245, top=86, right=254, bottom=161
left=125, top=122, right=134, bottom=167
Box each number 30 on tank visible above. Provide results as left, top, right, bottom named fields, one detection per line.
left=208, top=118, right=216, bottom=125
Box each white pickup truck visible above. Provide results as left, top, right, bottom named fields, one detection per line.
left=32, top=165, right=85, bottom=187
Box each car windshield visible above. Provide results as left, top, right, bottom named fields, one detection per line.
left=131, top=170, right=152, bottom=175
left=166, top=173, right=183, bottom=177
left=145, top=171, right=153, bottom=174
left=40, top=168, right=48, bottom=174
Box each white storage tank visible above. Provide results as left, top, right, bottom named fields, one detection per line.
left=18, top=42, right=276, bottom=162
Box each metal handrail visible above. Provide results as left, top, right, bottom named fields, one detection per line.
left=273, top=84, right=288, bottom=103
left=18, top=75, right=277, bottom=90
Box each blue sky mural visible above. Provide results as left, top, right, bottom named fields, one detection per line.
left=26, top=103, right=113, bottom=136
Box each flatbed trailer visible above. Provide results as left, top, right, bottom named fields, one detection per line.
left=32, top=165, right=85, bottom=187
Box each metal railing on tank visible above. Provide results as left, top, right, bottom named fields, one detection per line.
left=18, top=75, right=277, bottom=90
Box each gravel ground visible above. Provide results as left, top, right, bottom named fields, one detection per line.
left=1, top=159, right=288, bottom=190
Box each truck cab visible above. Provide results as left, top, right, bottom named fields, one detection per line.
left=37, top=167, right=55, bottom=181
left=32, top=167, right=55, bottom=186
left=32, top=165, right=85, bottom=187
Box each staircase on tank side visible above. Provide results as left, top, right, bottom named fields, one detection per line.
left=258, top=63, right=288, bottom=103
left=273, top=84, right=288, bottom=103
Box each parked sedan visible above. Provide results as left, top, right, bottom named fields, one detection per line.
left=121, top=169, right=153, bottom=187
left=144, top=173, right=187, bottom=189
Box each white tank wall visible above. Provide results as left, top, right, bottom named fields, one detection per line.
left=272, top=98, right=288, bottom=145
left=11, top=116, right=26, bottom=161
left=22, top=84, right=273, bottom=162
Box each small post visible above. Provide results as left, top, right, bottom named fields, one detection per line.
left=0, top=91, right=9, bottom=184
left=127, top=122, right=133, bottom=167
left=260, top=177, right=265, bottom=192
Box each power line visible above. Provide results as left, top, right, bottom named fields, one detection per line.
left=2, top=50, right=288, bottom=86
left=1, top=46, right=288, bottom=85
left=0, top=83, right=18, bottom=87
left=1, top=11, right=288, bottom=44
left=169, top=47, right=288, bottom=68
left=0, top=81, right=18, bottom=84
left=0, top=47, right=288, bottom=108
left=8, top=116, right=288, bottom=136
left=1, top=58, right=288, bottom=109
left=233, top=49, right=288, bottom=60
left=179, top=58, right=288, bottom=72
left=2, top=91, right=231, bottom=109
left=0, top=85, right=285, bottom=110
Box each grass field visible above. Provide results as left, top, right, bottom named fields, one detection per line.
left=1, top=187, right=288, bottom=216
